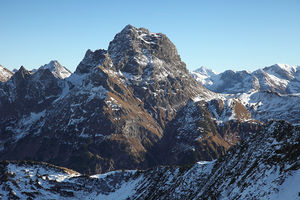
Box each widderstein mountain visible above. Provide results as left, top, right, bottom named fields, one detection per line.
left=0, top=25, right=259, bottom=174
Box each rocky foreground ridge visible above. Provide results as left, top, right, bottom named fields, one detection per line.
left=0, top=120, right=299, bottom=199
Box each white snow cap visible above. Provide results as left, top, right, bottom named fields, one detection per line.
left=0, top=64, right=14, bottom=82
left=40, top=60, right=72, bottom=79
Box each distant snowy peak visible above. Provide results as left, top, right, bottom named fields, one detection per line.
left=191, top=66, right=218, bottom=86
left=194, top=66, right=218, bottom=76
left=193, top=63, right=300, bottom=94
left=40, top=60, right=72, bottom=79
left=262, top=63, right=297, bottom=80
left=192, top=64, right=300, bottom=124
left=271, top=63, right=297, bottom=73
left=0, top=65, right=13, bottom=82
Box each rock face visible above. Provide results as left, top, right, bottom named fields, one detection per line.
left=151, top=99, right=259, bottom=166
left=0, top=121, right=298, bottom=199
left=0, top=65, right=13, bottom=82
left=192, top=64, right=300, bottom=124
left=0, top=25, right=258, bottom=174
left=106, top=25, right=212, bottom=127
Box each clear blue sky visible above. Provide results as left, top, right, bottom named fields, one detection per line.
left=1, top=0, right=299, bottom=73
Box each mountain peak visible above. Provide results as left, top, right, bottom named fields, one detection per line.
left=11, top=66, right=31, bottom=82
left=74, top=25, right=184, bottom=77
left=0, top=64, right=13, bottom=82
left=272, top=63, right=296, bottom=73
left=119, top=24, right=153, bottom=36
left=263, top=63, right=297, bottom=80
left=120, top=24, right=137, bottom=33
left=40, top=60, right=71, bottom=79
left=108, top=25, right=180, bottom=74
left=194, top=66, right=218, bottom=76
left=49, top=60, right=60, bottom=66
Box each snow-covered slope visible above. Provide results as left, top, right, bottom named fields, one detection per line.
left=0, top=65, right=13, bottom=82
left=0, top=160, right=138, bottom=200
left=193, top=63, right=300, bottom=94
left=39, top=60, right=72, bottom=79
left=1, top=120, right=299, bottom=200
left=234, top=90, right=300, bottom=124
left=192, top=64, right=300, bottom=124
left=191, top=66, right=218, bottom=86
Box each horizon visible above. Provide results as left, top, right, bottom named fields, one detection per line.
left=1, top=0, right=299, bottom=73
left=4, top=57, right=299, bottom=75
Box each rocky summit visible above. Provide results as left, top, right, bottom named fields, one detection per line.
left=0, top=25, right=260, bottom=175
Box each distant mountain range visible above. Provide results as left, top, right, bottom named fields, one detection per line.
left=0, top=25, right=299, bottom=199
left=192, top=63, right=300, bottom=94
left=192, top=64, right=300, bottom=124
left=1, top=60, right=71, bottom=80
